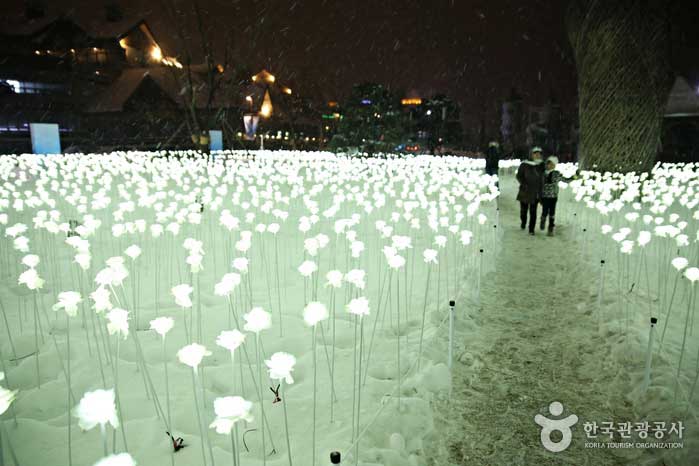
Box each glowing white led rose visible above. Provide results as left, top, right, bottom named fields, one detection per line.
left=435, top=235, right=447, bottom=248
left=171, top=284, right=194, bottom=308
left=298, top=260, right=318, bottom=277
left=423, top=248, right=438, bottom=264
left=149, top=317, right=174, bottom=338
left=671, top=257, right=689, bottom=271
left=73, top=388, right=119, bottom=431
left=388, top=254, right=406, bottom=269
left=685, top=267, right=699, bottom=283
left=18, top=267, right=44, bottom=290
left=210, top=396, right=253, bottom=434
left=637, top=231, right=651, bottom=247
left=303, top=302, right=329, bottom=327
left=0, top=385, right=17, bottom=416
left=91, top=287, right=113, bottom=313
left=177, top=343, right=211, bottom=369
left=344, top=269, right=366, bottom=289
left=265, top=352, right=296, bottom=385
left=326, top=270, right=343, bottom=288
left=74, top=252, right=92, bottom=270
left=214, top=273, right=241, bottom=297
left=243, top=307, right=271, bottom=333
left=106, top=308, right=130, bottom=339
left=92, top=453, right=137, bottom=466
left=216, top=329, right=246, bottom=352
left=231, top=257, right=248, bottom=273
left=124, top=245, right=141, bottom=260
left=346, top=296, right=370, bottom=317
left=53, top=291, right=82, bottom=317
left=21, top=254, right=40, bottom=268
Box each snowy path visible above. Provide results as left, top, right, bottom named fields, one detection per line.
left=427, top=178, right=659, bottom=466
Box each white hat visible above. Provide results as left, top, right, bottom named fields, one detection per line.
left=547, top=156, right=559, bottom=165
left=532, top=146, right=542, bottom=153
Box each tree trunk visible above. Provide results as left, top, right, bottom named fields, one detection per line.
left=567, top=0, right=675, bottom=172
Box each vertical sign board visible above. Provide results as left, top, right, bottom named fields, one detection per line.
left=243, top=114, right=259, bottom=141
left=209, top=130, right=223, bottom=151
left=30, top=123, right=61, bottom=154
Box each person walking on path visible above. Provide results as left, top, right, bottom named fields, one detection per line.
left=516, top=147, right=544, bottom=235
left=540, top=155, right=564, bottom=236
left=485, top=141, right=501, bottom=177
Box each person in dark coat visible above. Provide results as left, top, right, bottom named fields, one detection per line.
left=516, top=147, right=544, bottom=235
left=485, top=141, right=500, bottom=177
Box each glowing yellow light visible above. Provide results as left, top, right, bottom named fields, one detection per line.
left=268, top=74, right=275, bottom=83
left=216, top=64, right=224, bottom=74
left=283, top=87, right=292, bottom=95
left=35, top=50, right=40, bottom=55
left=401, top=98, right=422, bottom=106
left=119, top=38, right=128, bottom=49
left=245, top=95, right=253, bottom=103
left=252, top=75, right=257, bottom=82
left=260, top=90, right=273, bottom=118
left=328, top=101, right=338, bottom=108
left=151, top=46, right=163, bottom=61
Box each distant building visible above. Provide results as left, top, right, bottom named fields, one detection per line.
left=0, top=15, right=206, bottom=152
left=0, top=15, right=330, bottom=152
left=400, top=94, right=463, bottom=150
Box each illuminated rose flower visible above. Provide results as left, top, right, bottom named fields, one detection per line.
left=106, top=308, right=130, bottom=339
left=325, top=270, right=343, bottom=288
left=0, top=385, right=17, bottom=415
left=243, top=307, right=271, bottom=334
left=73, top=388, right=119, bottom=431
left=209, top=396, right=253, bottom=434
left=53, top=291, right=82, bottom=317
left=685, top=267, right=699, bottom=283
left=92, top=453, right=136, bottom=466
left=388, top=254, right=406, bottom=269
left=671, top=257, right=688, bottom=271
left=171, top=284, right=193, bottom=308
left=423, top=249, right=438, bottom=264
left=303, top=302, right=329, bottom=327
left=214, top=272, right=241, bottom=297
left=149, top=317, right=174, bottom=338
left=637, top=231, right=651, bottom=247
left=74, top=252, right=92, bottom=270
left=91, top=287, right=113, bottom=313
left=216, top=329, right=246, bottom=352
left=124, top=245, right=141, bottom=260
left=265, top=352, right=296, bottom=385
left=21, top=254, right=40, bottom=268
left=231, top=257, right=248, bottom=273
left=18, top=267, right=44, bottom=290
left=346, top=296, right=370, bottom=317
left=298, top=260, right=318, bottom=277
left=177, top=343, right=211, bottom=369
left=344, top=269, right=366, bottom=289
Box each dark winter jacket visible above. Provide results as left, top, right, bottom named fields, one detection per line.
left=516, top=160, right=544, bottom=204
left=542, top=170, right=563, bottom=199
left=485, top=146, right=500, bottom=174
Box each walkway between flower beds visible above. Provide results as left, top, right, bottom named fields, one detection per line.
left=427, top=177, right=655, bottom=466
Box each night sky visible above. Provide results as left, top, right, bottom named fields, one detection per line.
left=3, top=0, right=698, bottom=135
